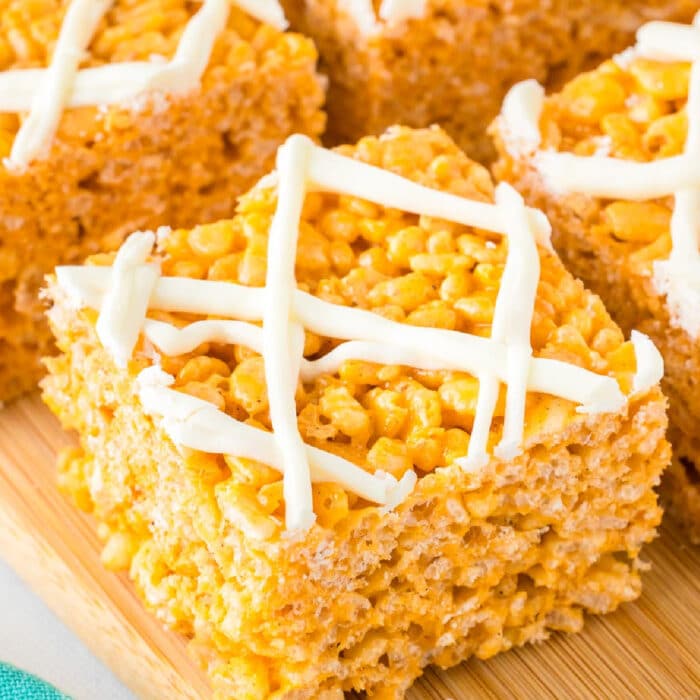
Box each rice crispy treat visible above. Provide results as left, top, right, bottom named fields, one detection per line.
left=43, top=127, right=669, bottom=699
left=280, top=0, right=699, bottom=160
left=0, top=0, right=325, bottom=402
left=492, top=14, right=700, bottom=543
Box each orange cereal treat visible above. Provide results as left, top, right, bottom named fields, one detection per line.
left=280, top=0, right=698, bottom=160
left=0, top=0, right=325, bottom=402
left=492, top=13, right=700, bottom=543
left=43, top=127, right=669, bottom=699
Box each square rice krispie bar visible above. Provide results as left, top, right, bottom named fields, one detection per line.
left=280, top=0, right=699, bottom=160
left=43, top=126, right=668, bottom=699
left=492, top=13, right=700, bottom=542
left=0, top=0, right=325, bottom=402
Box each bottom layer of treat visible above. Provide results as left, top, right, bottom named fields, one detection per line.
left=44, top=336, right=667, bottom=699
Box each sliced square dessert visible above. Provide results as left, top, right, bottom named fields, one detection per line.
left=280, top=0, right=698, bottom=160
left=44, top=126, right=668, bottom=699
left=0, top=0, right=325, bottom=401
left=493, top=13, right=700, bottom=542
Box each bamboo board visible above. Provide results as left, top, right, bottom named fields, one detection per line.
left=0, top=395, right=699, bottom=700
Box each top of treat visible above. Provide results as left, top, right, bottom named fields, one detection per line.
left=498, top=12, right=700, bottom=339
left=0, top=0, right=288, bottom=171
left=55, top=129, right=662, bottom=536
left=344, top=0, right=427, bottom=34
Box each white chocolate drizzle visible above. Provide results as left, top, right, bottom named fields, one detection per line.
left=8, top=0, right=112, bottom=171
left=378, top=0, right=427, bottom=24
left=56, top=135, right=657, bottom=534
left=342, top=0, right=427, bottom=34
left=630, top=331, right=664, bottom=393
left=95, top=230, right=160, bottom=368
left=499, top=79, right=545, bottom=157
left=136, top=366, right=416, bottom=522
left=1, top=0, right=288, bottom=171
left=499, top=12, right=700, bottom=339
left=490, top=184, right=540, bottom=463
left=262, top=135, right=314, bottom=531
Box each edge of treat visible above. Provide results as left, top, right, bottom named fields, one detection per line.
left=54, top=134, right=663, bottom=535
left=496, top=12, right=700, bottom=340
left=0, top=0, right=289, bottom=172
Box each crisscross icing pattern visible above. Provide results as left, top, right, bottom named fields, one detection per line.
left=499, top=12, right=700, bottom=338
left=0, top=0, right=288, bottom=171
left=56, top=135, right=662, bottom=534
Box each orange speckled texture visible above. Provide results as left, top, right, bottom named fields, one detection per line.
left=0, top=0, right=325, bottom=402
left=492, top=52, right=700, bottom=542
left=43, top=127, right=669, bottom=699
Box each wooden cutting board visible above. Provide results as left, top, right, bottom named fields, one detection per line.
left=1, top=394, right=699, bottom=700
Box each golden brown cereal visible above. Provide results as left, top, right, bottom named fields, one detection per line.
left=629, top=59, right=691, bottom=100
left=43, top=127, right=668, bottom=699
left=0, top=0, right=325, bottom=402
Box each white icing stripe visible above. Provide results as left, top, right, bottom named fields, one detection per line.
left=0, top=64, right=170, bottom=111
left=492, top=184, right=539, bottom=461
left=299, top=341, right=449, bottom=381
left=465, top=186, right=515, bottom=468
left=500, top=13, right=700, bottom=339
left=58, top=263, right=627, bottom=410
left=499, top=80, right=545, bottom=157
left=95, top=232, right=159, bottom=368
left=306, top=142, right=553, bottom=248
left=342, top=0, right=426, bottom=33
left=142, top=320, right=475, bottom=380
left=8, top=0, right=113, bottom=171
left=137, top=367, right=415, bottom=509
left=56, top=135, right=658, bottom=535
left=630, top=331, right=664, bottom=393
left=669, top=189, right=700, bottom=265
left=533, top=152, right=698, bottom=199
left=339, top=1, right=378, bottom=34
left=636, top=20, right=700, bottom=61
left=145, top=0, right=230, bottom=94
left=465, top=373, right=499, bottom=469
left=141, top=319, right=623, bottom=405
left=463, top=185, right=540, bottom=468
left=0, top=0, right=288, bottom=170
left=378, top=0, right=427, bottom=24
left=144, top=319, right=264, bottom=356
left=263, top=136, right=315, bottom=532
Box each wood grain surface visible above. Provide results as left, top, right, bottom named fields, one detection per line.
left=0, top=395, right=699, bottom=700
